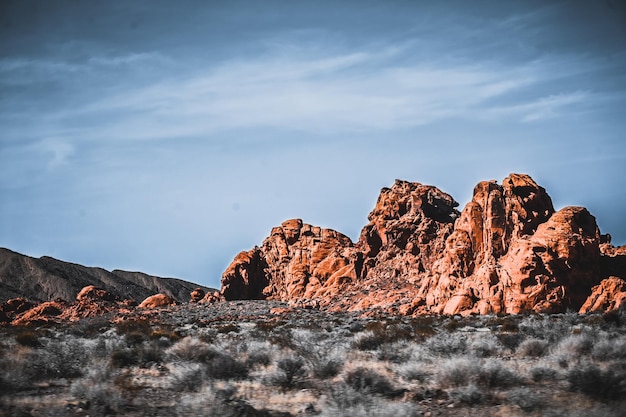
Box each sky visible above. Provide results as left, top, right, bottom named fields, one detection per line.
left=1, top=1, right=625, bottom=289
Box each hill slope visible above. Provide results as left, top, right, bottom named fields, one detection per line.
left=0, top=248, right=213, bottom=303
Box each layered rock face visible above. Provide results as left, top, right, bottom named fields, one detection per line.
left=221, top=174, right=624, bottom=315
left=222, top=219, right=360, bottom=304
left=424, top=176, right=600, bottom=315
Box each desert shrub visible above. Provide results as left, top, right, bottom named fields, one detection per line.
left=325, top=384, right=373, bottom=410
left=205, top=353, right=248, bottom=380
left=486, top=316, right=519, bottom=332
left=353, top=330, right=387, bottom=351
left=110, top=347, right=139, bottom=368
left=0, top=349, right=32, bottom=390
left=344, top=367, right=399, bottom=398
left=268, top=328, right=297, bottom=349
left=409, top=316, right=437, bottom=338
left=270, top=355, right=307, bottom=389
left=70, top=316, right=111, bottom=336
left=552, top=333, right=596, bottom=367
left=167, top=362, right=206, bottom=392
left=497, top=332, right=525, bottom=351
left=320, top=394, right=421, bottom=417
left=116, top=318, right=152, bottom=344
left=216, top=323, right=240, bottom=334
left=518, top=315, right=572, bottom=343
left=397, top=363, right=431, bottom=383
left=469, top=334, right=502, bottom=357
left=435, top=358, right=480, bottom=388
left=506, top=387, right=544, bottom=412
left=255, top=319, right=286, bottom=333
left=311, top=355, right=343, bottom=379
left=35, top=337, right=88, bottom=378
left=529, top=366, right=558, bottom=382
left=448, top=383, right=485, bottom=405
left=176, top=384, right=244, bottom=417
left=376, top=340, right=412, bottom=363
left=246, top=350, right=272, bottom=368
left=70, top=367, right=124, bottom=416
left=166, top=336, right=220, bottom=362
left=517, top=338, right=549, bottom=357
left=424, top=332, right=467, bottom=357
left=476, top=360, right=522, bottom=389
left=15, top=329, right=43, bottom=347
left=243, top=340, right=274, bottom=368
left=567, top=362, right=626, bottom=400
left=591, top=335, right=626, bottom=361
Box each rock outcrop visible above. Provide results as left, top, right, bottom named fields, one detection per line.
left=580, top=276, right=626, bottom=313
left=190, top=288, right=205, bottom=303
left=220, top=173, right=623, bottom=315
left=139, top=294, right=176, bottom=309
left=222, top=219, right=360, bottom=304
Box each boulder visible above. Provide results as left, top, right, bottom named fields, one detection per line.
left=139, top=294, right=175, bottom=308
left=76, top=285, right=118, bottom=302
left=579, top=276, right=626, bottom=313
left=190, top=288, right=205, bottom=303
left=200, top=291, right=221, bottom=303
left=11, top=300, right=67, bottom=325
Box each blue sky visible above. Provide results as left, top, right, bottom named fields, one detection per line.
left=1, top=1, right=625, bottom=288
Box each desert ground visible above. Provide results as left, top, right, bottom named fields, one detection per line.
left=1, top=302, right=625, bottom=417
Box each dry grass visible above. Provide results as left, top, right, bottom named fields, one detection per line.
left=0, top=304, right=625, bottom=417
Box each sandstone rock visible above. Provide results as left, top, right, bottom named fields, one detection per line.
left=0, top=297, right=34, bottom=317
left=220, top=173, right=621, bottom=315
left=190, top=288, right=205, bottom=303
left=76, top=285, right=118, bottom=302
left=12, top=300, right=67, bottom=325
left=357, top=180, right=459, bottom=278
left=425, top=174, right=599, bottom=315
left=139, top=294, right=175, bottom=308
left=200, top=291, right=221, bottom=303
left=579, top=276, right=626, bottom=313
left=222, top=219, right=359, bottom=304
left=221, top=248, right=269, bottom=300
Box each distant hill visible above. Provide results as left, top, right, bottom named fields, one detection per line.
left=0, top=248, right=215, bottom=303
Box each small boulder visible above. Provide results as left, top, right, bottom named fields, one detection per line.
left=139, top=294, right=175, bottom=308
left=190, top=288, right=205, bottom=303
left=76, top=285, right=118, bottom=302
left=200, top=291, right=221, bottom=303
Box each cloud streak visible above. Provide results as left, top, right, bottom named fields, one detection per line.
left=31, top=42, right=608, bottom=144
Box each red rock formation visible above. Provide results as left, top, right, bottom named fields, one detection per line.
left=76, top=285, right=119, bottom=303
left=139, top=294, right=176, bottom=308
left=222, top=219, right=359, bottom=304
left=220, top=173, right=620, bottom=315
left=579, top=276, right=626, bottom=313
left=357, top=180, right=458, bottom=282
left=200, top=291, right=221, bottom=303
left=12, top=300, right=67, bottom=325
left=190, top=288, right=205, bottom=303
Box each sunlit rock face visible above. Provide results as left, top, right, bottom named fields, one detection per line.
left=221, top=174, right=623, bottom=315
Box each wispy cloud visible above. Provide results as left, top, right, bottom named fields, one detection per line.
left=37, top=44, right=603, bottom=142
